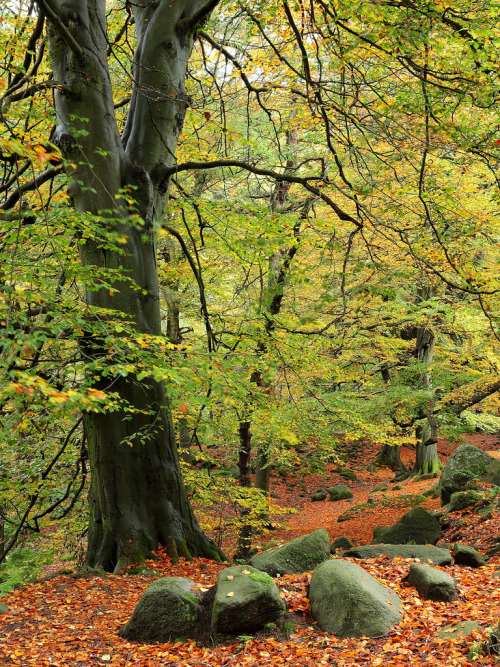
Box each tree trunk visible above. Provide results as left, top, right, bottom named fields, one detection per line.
left=236, top=121, right=304, bottom=552
left=412, top=289, right=441, bottom=477
left=42, top=0, right=222, bottom=571
left=414, top=423, right=440, bottom=476
left=255, top=443, right=271, bottom=494
left=235, top=420, right=253, bottom=560
left=375, top=444, right=407, bottom=474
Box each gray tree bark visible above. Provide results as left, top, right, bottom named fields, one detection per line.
left=413, top=289, right=441, bottom=477
left=39, top=0, right=221, bottom=571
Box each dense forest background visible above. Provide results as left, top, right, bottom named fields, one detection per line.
left=0, top=0, right=499, bottom=576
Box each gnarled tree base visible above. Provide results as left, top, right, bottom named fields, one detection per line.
left=375, top=444, right=408, bottom=473
left=83, top=380, right=224, bottom=574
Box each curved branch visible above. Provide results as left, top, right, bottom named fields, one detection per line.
left=164, top=159, right=360, bottom=224
left=1, top=166, right=63, bottom=210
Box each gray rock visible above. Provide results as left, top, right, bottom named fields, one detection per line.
left=339, top=544, right=452, bottom=566
left=448, top=490, right=484, bottom=512
left=211, top=565, right=285, bottom=635
left=309, top=559, right=401, bottom=637
left=328, top=485, right=354, bottom=502
left=330, top=536, right=354, bottom=553
left=372, top=506, right=440, bottom=545
left=119, top=577, right=204, bottom=642
left=407, top=563, right=457, bottom=601
left=250, top=529, right=330, bottom=576
left=453, top=543, right=487, bottom=568
left=439, top=444, right=500, bottom=505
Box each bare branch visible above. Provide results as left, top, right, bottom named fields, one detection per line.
left=1, top=166, right=63, bottom=211
left=164, top=159, right=360, bottom=224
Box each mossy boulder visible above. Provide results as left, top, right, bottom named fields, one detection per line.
left=311, top=491, right=327, bottom=502
left=249, top=529, right=330, bottom=576
left=330, top=536, right=354, bottom=553
left=439, top=444, right=500, bottom=505
left=338, top=468, right=357, bottom=481
left=0, top=603, right=8, bottom=614
left=407, top=563, right=457, bottom=602
left=339, top=544, right=451, bottom=566
left=211, top=565, right=285, bottom=636
left=371, top=482, right=389, bottom=493
left=119, top=577, right=205, bottom=642
left=328, top=485, right=354, bottom=502
left=372, top=526, right=390, bottom=542
left=309, top=559, right=401, bottom=637
left=372, top=506, right=440, bottom=545
left=453, top=543, right=487, bottom=568
left=448, top=490, right=484, bottom=512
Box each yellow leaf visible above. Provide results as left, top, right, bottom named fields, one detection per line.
left=226, top=591, right=234, bottom=597
left=227, top=575, right=234, bottom=580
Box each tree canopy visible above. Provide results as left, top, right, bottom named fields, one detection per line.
left=0, top=0, right=499, bottom=569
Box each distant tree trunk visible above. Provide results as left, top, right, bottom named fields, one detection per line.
left=42, top=0, right=222, bottom=571
left=375, top=363, right=408, bottom=473
left=236, top=122, right=304, bottom=557
left=235, top=420, right=253, bottom=560
left=412, top=290, right=441, bottom=477
left=255, top=443, right=271, bottom=494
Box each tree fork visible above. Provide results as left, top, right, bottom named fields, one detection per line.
left=40, top=0, right=223, bottom=571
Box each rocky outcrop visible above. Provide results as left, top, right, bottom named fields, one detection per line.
left=339, top=544, right=451, bottom=565
left=327, top=485, right=354, bottom=502
left=330, top=536, right=354, bottom=553
left=119, top=577, right=205, bottom=642
left=372, top=506, right=440, bottom=545
left=453, top=543, right=487, bottom=568
left=407, top=563, right=457, bottom=601
left=447, top=490, right=484, bottom=512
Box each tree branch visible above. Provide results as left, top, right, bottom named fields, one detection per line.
left=164, top=159, right=360, bottom=224
left=1, top=166, right=63, bottom=211
left=178, top=0, right=221, bottom=32
left=34, top=0, right=83, bottom=57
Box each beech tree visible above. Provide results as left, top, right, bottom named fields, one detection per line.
left=1, top=0, right=499, bottom=570
left=31, top=0, right=225, bottom=571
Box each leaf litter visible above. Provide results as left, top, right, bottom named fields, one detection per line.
left=1, top=436, right=500, bottom=666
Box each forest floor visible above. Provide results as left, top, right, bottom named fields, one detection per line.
left=1, top=434, right=500, bottom=666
